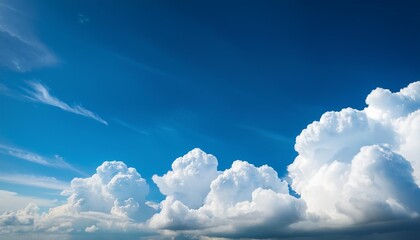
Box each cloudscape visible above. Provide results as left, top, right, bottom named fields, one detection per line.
left=1, top=1, right=420, bottom=239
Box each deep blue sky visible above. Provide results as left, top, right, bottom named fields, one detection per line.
left=1, top=0, right=420, bottom=202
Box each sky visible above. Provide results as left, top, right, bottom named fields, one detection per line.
left=1, top=0, right=420, bottom=239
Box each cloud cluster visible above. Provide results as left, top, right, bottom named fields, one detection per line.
left=149, top=149, right=306, bottom=237
left=0, top=161, right=155, bottom=237
left=1, top=81, right=420, bottom=239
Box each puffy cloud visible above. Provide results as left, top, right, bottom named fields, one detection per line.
left=336, top=145, right=420, bottom=223
left=0, top=203, right=39, bottom=227
left=365, top=82, right=420, bottom=122
left=63, top=161, right=154, bottom=221
left=288, top=81, right=420, bottom=227
left=150, top=157, right=306, bottom=237
left=2, top=81, right=420, bottom=239
left=0, top=161, right=156, bottom=238
left=152, top=148, right=219, bottom=209
left=199, top=161, right=306, bottom=238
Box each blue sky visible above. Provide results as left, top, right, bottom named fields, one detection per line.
left=1, top=1, right=420, bottom=239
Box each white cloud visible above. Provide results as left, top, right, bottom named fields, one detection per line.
left=150, top=157, right=306, bottom=237
left=152, top=148, right=219, bottom=209
left=23, top=81, right=108, bottom=125
left=2, top=81, right=420, bottom=239
left=288, top=81, right=420, bottom=228
left=0, top=174, right=69, bottom=191
left=0, top=2, right=57, bottom=72
left=0, top=161, right=157, bottom=238
left=62, top=161, right=154, bottom=221
left=0, top=203, right=39, bottom=236
left=0, top=143, right=83, bottom=175
left=336, top=145, right=420, bottom=223
left=0, top=190, right=57, bottom=213
left=85, top=224, right=98, bottom=233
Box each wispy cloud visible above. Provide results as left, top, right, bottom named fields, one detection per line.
left=0, top=174, right=69, bottom=191
left=22, top=81, right=108, bottom=125
left=0, top=2, right=57, bottom=72
left=238, top=124, right=292, bottom=143
left=0, top=143, right=84, bottom=175
left=113, top=118, right=149, bottom=135
left=78, top=14, right=90, bottom=24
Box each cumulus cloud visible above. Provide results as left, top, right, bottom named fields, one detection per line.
left=288, top=81, right=420, bottom=228
left=0, top=161, right=156, bottom=238
left=152, top=148, right=219, bottom=209
left=150, top=152, right=306, bottom=237
left=0, top=203, right=39, bottom=235
left=2, top=81, right=420, bottom=239
left=62, top=161, right=154, bottom=220
left=23, top=81, right=108, bottom=125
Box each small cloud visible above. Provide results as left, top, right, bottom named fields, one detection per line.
left=23, top=81, right=108, bottom=125
left=78, top=14, right=90, bottom=24
left=85, top=225, right=98, bottom=233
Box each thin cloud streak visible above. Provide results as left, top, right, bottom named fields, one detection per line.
left=0, top=2, right=57, bottom=72
left=238, top=124, right=292, bottom=144
left=23, top=81, right=108, bottom=125
left=113, top=118, right=150, bottom=135
left=0, top=174, right=69, bottom=191
left=0, top=143, right=85, bottom=175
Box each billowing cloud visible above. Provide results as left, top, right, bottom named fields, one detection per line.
left=23, top=81, right=108, bottom=125
left=152, top=148, right=219, bottom=209
left=1, top=81, right=420, bottom=239
left=0, top=161, right=156, bottom=238
left=288, top=81, right=420, bottom=228
left=0, top=2, right=57, bottom=72
left=149, top=152, right=306, bottom=237
left=62, top=161, right=154, bottom=221
left=0, top=203, right=39, bottom=235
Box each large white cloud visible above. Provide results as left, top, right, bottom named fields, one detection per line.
left=2, top=81, right=420, bottom=239
left=150, top=156, right=306, bottom=237
left=288, top=81, right=420, bottom=227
